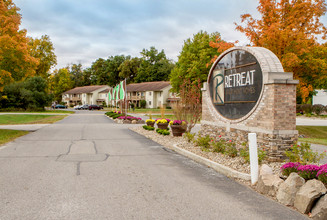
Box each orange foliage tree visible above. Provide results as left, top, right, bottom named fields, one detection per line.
left=0, top=0, right=38, bottom=91
left=208, top=35, right=237, bottom=65
left=235, top=0, right=327, bottom=103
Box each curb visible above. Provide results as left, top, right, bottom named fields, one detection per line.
left=171, top=144, right=251, bottom=181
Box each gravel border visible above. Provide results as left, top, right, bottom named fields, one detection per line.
left=130, top=126, right=284, bottom=182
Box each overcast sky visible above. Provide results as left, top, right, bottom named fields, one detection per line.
left=15, top=0, right=327, bottom=69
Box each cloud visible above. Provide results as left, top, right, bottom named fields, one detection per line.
left=15, top=0, right=327, bottom=69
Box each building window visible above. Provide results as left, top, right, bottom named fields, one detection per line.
left=149, top=101, right=151, bottom=105
left=149, top=92, right=152, bottom=96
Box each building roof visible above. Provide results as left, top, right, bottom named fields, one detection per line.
left=63, top=85, right=108, bottom=94
left=126, top=81, right=171, bottom=92
left=99, top=88, right=110, bottom=93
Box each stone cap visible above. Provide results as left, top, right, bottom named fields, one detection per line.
left=266, top=72, right=299, bottom=85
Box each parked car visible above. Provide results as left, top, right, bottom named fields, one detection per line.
left=80, top=104, right=89, bottom=110
left=55, top=104, right=67, bottom=109
left=74, top=105, right=82, bottom=110
left=88, top=105, right=103, bottom=110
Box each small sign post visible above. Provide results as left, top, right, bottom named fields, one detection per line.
left=249, top=133, right=258, bottom=185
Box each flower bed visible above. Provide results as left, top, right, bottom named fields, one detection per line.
left=105, top=111, right=144, bottom=124
left=281, top=162, right=327, bottom=185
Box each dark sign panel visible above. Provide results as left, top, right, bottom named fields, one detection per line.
left=208, top=49, right=263, bottom=119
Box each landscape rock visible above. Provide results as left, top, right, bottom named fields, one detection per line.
left=260, top=164, right=274, bottom=175
left=311, top=194, right=327, bottom=220
left=294, top=179, right=327, bottom=214
left=257, top=164, right=283, bottom=196
left=276, top=172, right=305, bottom=206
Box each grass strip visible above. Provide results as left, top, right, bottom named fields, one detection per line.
left=0, top=129, right=29, bottom=146
left=297, top=126, right=327, bottom=146
left=0, top=114, right=68, bottom=125
left=1, top=110, right=74, bottom=114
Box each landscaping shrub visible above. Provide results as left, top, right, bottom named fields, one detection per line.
left=296, top=104, right=304, bottom=115
left=297, top=164, right=320, bottom=180
left=143, top=125, right=155, bottom=131
left=312, top=104, right=325, bottom=116
left=285, top=142, right=326, bottom=164
left=225, top=142, right=237, bottom=158
left=156, top=128, right=170, bottom=135
left=1, top=76, right=51, bottom=110
left=184, top=132, right=195, bottom=143
left=239, top=148, right=250, bottom=163
left=140, top=100, right=146, bottom=108
left=301, top=104, right=313, bottom=114
left=258, top=149, right=267, bottom=164
left=280, top=162, right=301, bottom=177
left=212, top=139, right=226, bottom=154
left=195, top=135, right=211, bottom=151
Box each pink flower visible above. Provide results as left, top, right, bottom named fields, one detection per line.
left=219, top=135, right=221, bottom=138
left=229, top=140, right=232, bottom=142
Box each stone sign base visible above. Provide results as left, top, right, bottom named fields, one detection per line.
left=200, top=123, right=297, bottom=162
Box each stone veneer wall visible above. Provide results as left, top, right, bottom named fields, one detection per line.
left=201, top=81, right=298, bottom=161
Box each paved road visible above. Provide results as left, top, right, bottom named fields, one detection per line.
left=0, top=111, right=307, bottom=219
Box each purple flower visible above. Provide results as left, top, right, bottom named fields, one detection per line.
left=280, top=162, right=301, bottom=176
left=280, top=162, right=301, bottom=170
left=297, top=164, right=320, bottom=172
left=298, top=164, right=320, bottom=180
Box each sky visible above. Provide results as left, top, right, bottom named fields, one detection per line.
left=14, top=0, right=327, bottom=70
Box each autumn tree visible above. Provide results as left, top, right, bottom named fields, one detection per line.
left=169, top=31, right=221, bottom=92
left=235, top=0, right=327, bottom=103
left=28, top=35, right=57, bottom=79
left=0, top=0, right=38, bottom=91
left=134, top=47, right=174, bottom=83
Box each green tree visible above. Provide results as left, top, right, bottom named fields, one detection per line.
left=0, top=0, right=39, bottom=91
left=134, top=47, right=174, bottom=83
left=68, top=63, right=84, bottom=87
left=28, top=35, right=57, bottom=79
left=50, top=68, right=73, bottom=102
left=118, top=57, right=141, bottom=83
left=169, top=31, right=220, bottom=92
left=82, top=68, right=93, bottom=86
left=106, top=55, right=128, bottom=86
left=90, top=58, right=108, bottom=85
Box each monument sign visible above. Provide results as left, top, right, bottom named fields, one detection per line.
left=202, top=47, right=299, bottom=161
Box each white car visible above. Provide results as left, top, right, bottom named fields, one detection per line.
left=74, top=105, right=82, bottom=110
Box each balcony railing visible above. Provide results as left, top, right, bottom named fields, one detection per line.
left=128, top=95, right=145, bottom=100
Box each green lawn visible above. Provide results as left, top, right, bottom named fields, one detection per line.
left=297, top=126, right=327, bottom=145
left=0, top=129, right=29, bottom=146
left=0, top=114, right=68, bottom=125
left=152, top=114, right=177, bottom=120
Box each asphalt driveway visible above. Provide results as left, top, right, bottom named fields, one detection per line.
left=0, top=111, right=307, bottom=219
